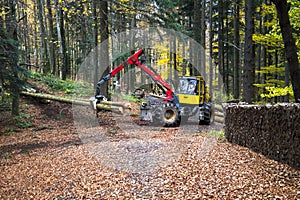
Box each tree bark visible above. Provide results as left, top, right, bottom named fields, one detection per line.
left=217, top=0, right=224, bottom=93
left=20, top=92, right=128, bottom=114
left=209, top=0, right=213, bottom=99
left=46, top=0, right=57, bottom=75
left=271, top=0, right=300, bottom=103
left=243, top=0, right=255, bottom=103
left=201, top=0, right=206, bottom=81
left=99, top=0, right=109, bottom=97
left=193, top=0, right=201, bottom=76
left=36, top=0, right=50, bottom=73
left=233, top=0, right=240, bottom=99
left=59, top=6, right=69, bottom=80
left=93, top=0, right=99, bottom=87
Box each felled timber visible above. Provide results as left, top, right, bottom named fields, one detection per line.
left=100, top=100, right=131, bottom=109
left=214, top=111, right=224, bottom=118
left=214, top=104, right=224, bottom=113
left=21, top=91, right=124, bottom=114
left=214, top=115, right=224, bottom=124
left=224, top=103, right=300, bottom=170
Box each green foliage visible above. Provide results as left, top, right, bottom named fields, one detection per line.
left=253, top=0, right=300, bottom=103
left=30, top=72, right=93, bottom=97
left=0, top=154, right=12, bottom=159
left=0, top=21, right=27, bottom=115
left=4, top=128, right=16, bottom=136
left=253, top=3, right=284, bottom=49
left=208, top=130, right=226, bottom=142
left=254, top=79, right=294, bottom=102
left=255, top=64, right=285, bottom=75
left=253, top=33, right=283, bottom=49
left=119, top=93, right=141, bottom=103
left=17, top=113, right=33, bottom=128
left=260, top=85, right=294, bottom=99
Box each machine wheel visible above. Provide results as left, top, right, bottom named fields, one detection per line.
left=199, top=111, right=213, bottom=125
left=161, top=103, right=181, bottom=127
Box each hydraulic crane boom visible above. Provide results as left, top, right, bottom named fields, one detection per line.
left=92, top=49, right=181, bottom=127
left=91, top=48, right=213, bottom=127
left=95, top=49, right=174, bottom=102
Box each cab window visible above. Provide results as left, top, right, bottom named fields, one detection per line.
left=178, top=79, right=198, bottom=95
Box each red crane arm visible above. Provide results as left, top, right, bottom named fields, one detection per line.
left=96, top=49, right=174, bottom=102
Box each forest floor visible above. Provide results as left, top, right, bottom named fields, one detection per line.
left=0, top=95, right=300, bottom=199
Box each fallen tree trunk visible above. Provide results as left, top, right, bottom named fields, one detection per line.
left=76, top=99, right=131, bottom=109
left=99, top=100, right=131, bottom=109
left=21, top=91, right=124, bottom=114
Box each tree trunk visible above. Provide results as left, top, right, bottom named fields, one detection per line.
left=243, top=0, right=255, bottom=103
left=129, top=14, right=136, bottom=94
left=99, top=0, right=109, bottom=97
left=224, top=0, right=229, bottom=96
left=193, top=0, right=201, bottom=76
left=209, top=0, right=213, bottom=99
left=201, top=0, right=206, bottom=81
left=33, top=1, right=39, bottom=71
left=93, top=0, right=99, bottom=87
left=59, top=7, right=69, bottom=80
left=233, top=0, right=240, bottom=99
left=271, top=0, right=300, bottom=103
left=46, top=0, right=57, bottom=75
left=217, top=0, right=224, bottom=94
left=169, top=36, right=173, bottom=82
left=55, top=0, right=62, bottom=76
left=20, top=92, right=126, bottom=114
left=36, top=0, right=50, bottom=73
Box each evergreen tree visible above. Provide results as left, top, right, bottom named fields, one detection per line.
left=1, top=0, right=26, bottom=115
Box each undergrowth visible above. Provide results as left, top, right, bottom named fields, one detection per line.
left=208, top=130, right=226, bottom=142
left=29, top=72, right=93, bottom=97
left=120, top=93, right=142, bottom=103
left=17, top=113, right=33, bottom=128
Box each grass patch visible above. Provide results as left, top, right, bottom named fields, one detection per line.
left=17, top=113, right=33, bottom=128
left=29, top=72, right=93, bottom=97
left=208, top=130, right=226, bottom=142
left=4, top=128, right=16, bottom=136
left=107, top=127, right=119, bottom=135
left=120, top=94, right=142, bottom=103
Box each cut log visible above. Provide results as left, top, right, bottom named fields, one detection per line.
left=214, top=104, right=224, bottom=113
left=78, top=99, right=131, bottom=109
left=21, top=91, right=124, bottom=114
left=214, top=116, right=224, bottom=124
left=100, top=100, right=131, bottom=109
left=215, top=111, right=224, bottom=118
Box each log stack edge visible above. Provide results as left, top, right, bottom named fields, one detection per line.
left=224, top=103, right=300, bottom=170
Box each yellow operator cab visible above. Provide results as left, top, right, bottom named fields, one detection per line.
left=177, top=76, right=213, bottom=125
left=178, top=76, right=209, bottom=106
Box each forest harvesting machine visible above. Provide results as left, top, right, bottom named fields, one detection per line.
left=90, top=49, right=214, bottom=127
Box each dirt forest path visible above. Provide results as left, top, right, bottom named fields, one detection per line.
left=0, top=97, right=299, bottom=199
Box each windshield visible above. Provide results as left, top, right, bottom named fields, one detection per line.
left=178, top=78, right=198, bottom=95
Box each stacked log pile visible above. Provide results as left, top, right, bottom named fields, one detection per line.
left=224, top=103, right=300, bottom=169
left=214, top=104, right=225, bottom=124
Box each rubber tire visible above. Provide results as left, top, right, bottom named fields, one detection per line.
left=199, top=111, right=213, bottom=125
left=162, top=103, right=181, bottom=127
